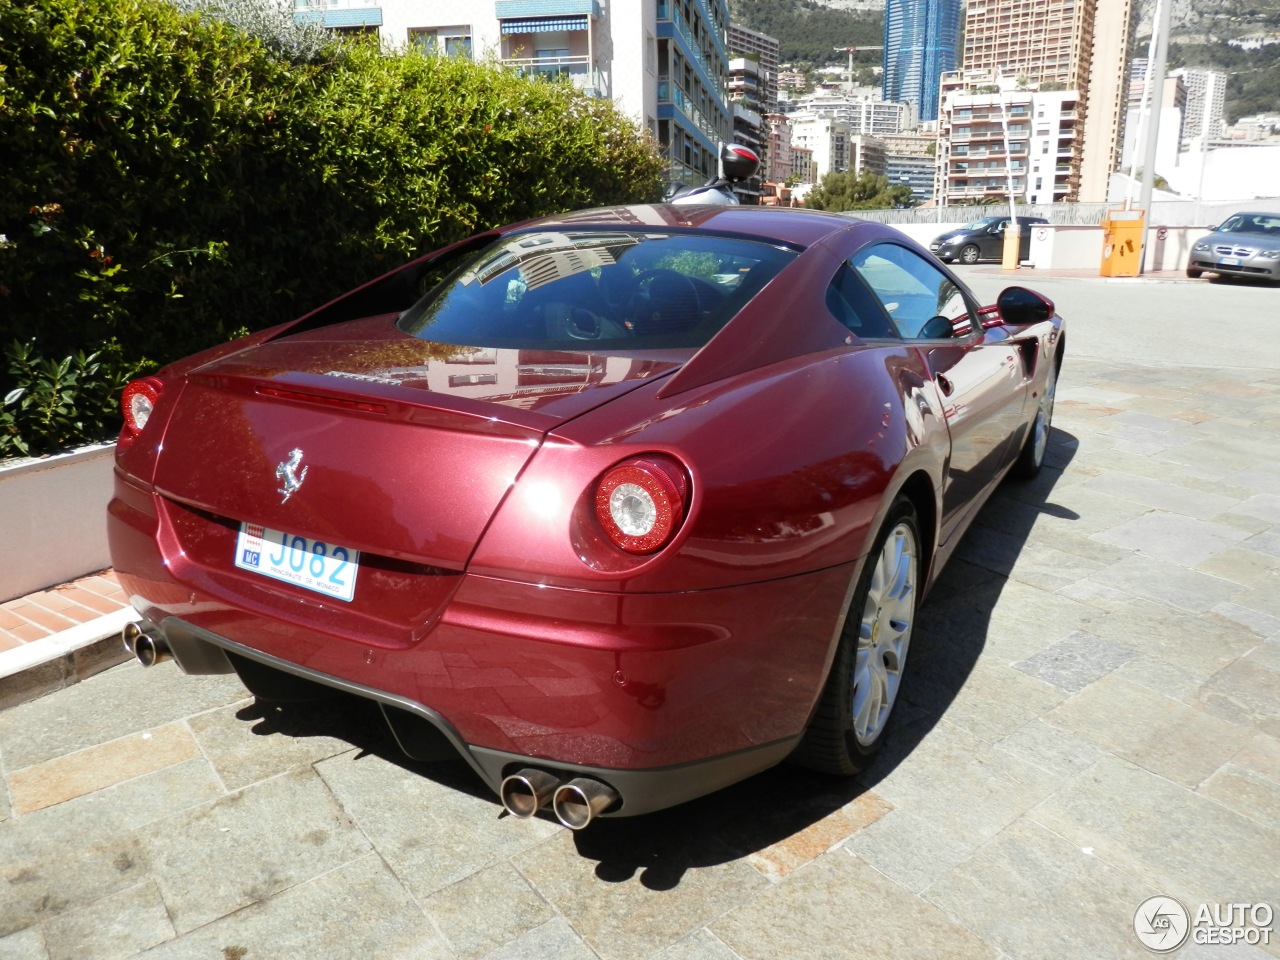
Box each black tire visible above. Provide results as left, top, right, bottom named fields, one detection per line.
left=959, top=244, right=981, bottom=265
left=1012, top=356, right=1058, bottom=479
left=792, top=497, right=920, bottom=776
left=1186, top=266, right=1203, bottom=279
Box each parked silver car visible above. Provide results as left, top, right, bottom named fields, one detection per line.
left=1187, top=212, right=1280, bottom=282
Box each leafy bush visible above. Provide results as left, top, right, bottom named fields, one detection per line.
left=0, top=339, right=152, bottom=458
left=0, top=0, right=663, bottom=455
left=804, top=169, right=913, bottom=212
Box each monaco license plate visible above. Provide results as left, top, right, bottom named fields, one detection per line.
left=234, top=523, right=359, bottom=602
left=1219, top=257, right=1242, bottom=267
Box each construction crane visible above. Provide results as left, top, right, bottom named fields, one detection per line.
left=835, top=45, right=883, bottom=89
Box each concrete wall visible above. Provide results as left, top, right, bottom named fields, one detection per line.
left=1, top=445, right=115, bottom=603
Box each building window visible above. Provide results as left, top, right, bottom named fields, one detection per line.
left=410, top=27, right=472, bottom=58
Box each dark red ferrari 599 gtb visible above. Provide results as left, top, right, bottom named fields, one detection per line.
left=109, top=204, right=1063, bottom=829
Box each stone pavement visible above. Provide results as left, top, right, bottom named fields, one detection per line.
left=2, top=282, right=1279, bottom=958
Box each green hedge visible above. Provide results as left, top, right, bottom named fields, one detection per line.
left=0, top=0, right=664, bottom=454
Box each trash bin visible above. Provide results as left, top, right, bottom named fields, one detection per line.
left=1100, top=208, right=1144, bottom=277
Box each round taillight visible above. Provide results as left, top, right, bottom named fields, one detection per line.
left=594, top=457, right=689, bottom=555
left=121, top=378, right=162, bottom=434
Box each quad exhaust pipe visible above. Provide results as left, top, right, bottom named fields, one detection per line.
left=122, top=621, right=171, bottom=668
left=499, top=769, right=619, bottom=830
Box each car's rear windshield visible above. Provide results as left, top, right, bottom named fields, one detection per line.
left=397, top=229, right=799, bottom=350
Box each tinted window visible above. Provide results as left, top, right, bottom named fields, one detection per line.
left=825, top=265, right=898, bottom=340
left=851, top=244, right=975, bottom=340
left=1217, top=214, right=1280, bottom=236
left=398, top=230, right=797, bottom=350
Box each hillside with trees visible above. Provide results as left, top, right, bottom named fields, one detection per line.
left=728, top=0, right=881, bottom=66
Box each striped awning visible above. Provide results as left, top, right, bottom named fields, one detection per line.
left=500, top=16, right=588, bottom=33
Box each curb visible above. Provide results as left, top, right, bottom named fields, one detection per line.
left=0, top=607, right=139, bottom=712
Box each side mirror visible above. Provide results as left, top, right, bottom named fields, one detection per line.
left=995, top=286, right=1054, bottom=326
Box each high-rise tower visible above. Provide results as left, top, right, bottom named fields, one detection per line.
left=882, top=0, right=962, bottom=123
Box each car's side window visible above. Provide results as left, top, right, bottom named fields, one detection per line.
left=825, top=264, right=899, bottom=339
left=851, top=243, right=976, bottom=340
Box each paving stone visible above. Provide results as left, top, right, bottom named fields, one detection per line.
left=1092, top=513, right=1251, bottom=567
left=1086, top=599, right=1260, bottom=676
left=1055, top=578, right=1142, bottom=613
left=1182, top=943, right=1276, bottom=960
left=844, top=808, right=975, bottom=894
left=1012, top=631, right=1138, bottom=693
left=1241, top=528, right=1280, bottom=560
left=1030, top=756, right=1280, bottom=908
left=743, top=790, right=893, bottom=881
left=41, top=880, right=174, bottom=960
left=1226, top=463, right=1280, bottom=495
left=710, top=852, right=997, bottom=960
left=0, top=927, right=46, bottom=960
left=1111, top=655, right=1208, bottom=706
left=854, top=719, right=1057, bottom=848
left=1211, top=604, right=1280, bottom=640
left=953, top=528, right=1108, bottom=591
left=0, top=798, right=150, bottom=938
left=1230, top=732, right=1280, bottom=784
left=1227, top=583, right=1280, bottom=620
left=186, top=697, right=370, bottom=791
left=1197, top=658, right=1280, bottom=738
left=1077, top=473, right=1238, bottom=521
left=1042, top=674, right=1249, bottom=788
left=6, top=722, right=199, bottom=816
left=1088, top=555, right=1243, bottom=613
left=514, top=828, right=768, bottom=960
left=925, top=819, right=1154, bottom=960
left=423, top=861, right=554, bottom=960
left=140, top=767, right=372, bottom=934
left=478, top=918, right=601, bottom=960
left=315, top=750, right=557, bottom=901
left=908, top=660, right=1067, bottom=744
left=1198, top=763, right=1280, bottom=828
left=136, top=853, right=452, bottom=960
left=0, top=662, right=247, bottom=771
left=993, top=718, right=1109, bottom=780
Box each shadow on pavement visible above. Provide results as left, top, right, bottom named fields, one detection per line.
left=227, top=428, right=1079, bottom=889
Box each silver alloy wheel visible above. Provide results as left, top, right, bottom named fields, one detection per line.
left=960, top=244, right=980, bottom=264
left=851, top=521, right=918, bottom=745
left=1031, top=364, right=1058, bottom=467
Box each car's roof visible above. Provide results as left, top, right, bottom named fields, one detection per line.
left=509, top=203, right=876, bottom=248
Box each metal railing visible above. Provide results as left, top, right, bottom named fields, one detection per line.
left=839, top=198, right=1280, bottom=227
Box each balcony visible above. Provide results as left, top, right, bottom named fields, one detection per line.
left=658, top=76, right=722, bottom=145
left=502, top=54, right=602, bottom=96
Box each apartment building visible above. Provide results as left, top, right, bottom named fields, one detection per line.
left=881, top=131, right=938, bottom=201
left=959, top=0, right=1133, bottom=202
left=936, top=76, right=1081, bottom=205
left=727, top=22, right=780, bottom=112
left=781, top=90, right=916, bottom=137
left=296, top=0, right=731, bottom=186
left=788, top=115, right=887, bottom=182
left=882, top=0, right=962, bottom=123
left=1173, top=67, right=1228, bottom=145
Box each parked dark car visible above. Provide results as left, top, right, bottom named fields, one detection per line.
left=110, top=204, right=1063, bottom=829
left=1186, top=211, right=1280, bottom=282
left=930, top=215, right=1050, bottom=264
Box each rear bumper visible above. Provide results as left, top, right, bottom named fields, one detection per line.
left=110, top=478, right=856, bottom=816
left=140, top=616, right=804, bottom=817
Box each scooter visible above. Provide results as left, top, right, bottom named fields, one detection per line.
left=663, top=143, right=761, bottom=206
